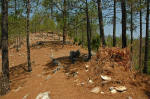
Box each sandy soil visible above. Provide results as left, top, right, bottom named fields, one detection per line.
left=0, top=33, right=150, bottom=99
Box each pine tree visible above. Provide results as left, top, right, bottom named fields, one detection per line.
left=143, top=0, right=150, bottom=74
left=26, top=0, right=32, bottom=72
left=113, top=0, right=116, bottom=47
left=86, top=0, right=92, bottom=59
left=121, top=0, right=127, bottom=48
left=97, top=0, right=106, bottom=47
left=0, top=0, right=10, bottom=95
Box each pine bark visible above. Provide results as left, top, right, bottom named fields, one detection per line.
left=0, top=0, right=10, bottom=95
left=97, top=0, right=106, bottom=47
left=143, top=0, right=149, bottom=73
left=113, top=0, right=116, bottom=47
left=63, top=0, right=67, bottom=44
left=121, top=0, right=127, bottom=48
left=130, top=3, right=133, bottom=53
left=139, top=0, right=142, bottom=71
left=26, top=0, right=32, bottom=72
left=86, top=0, right=92, bottom=59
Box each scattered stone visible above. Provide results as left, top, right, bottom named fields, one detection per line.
left=74, top=79, right=79, bottom=83
left=128, top=96, right=132, bottom=99
left=45, top=75, right=51, bottom=81
left=101, top=75, right=111, bottom=81
left=85, top=70, right=89, bottom=72
left=36, top=91, right=51, bottom=99
left=100, top=91, right=105, bottom=94
left=14, top=87, right=22, bottom=92
left=88, top=80, right=94, bottom=84
left=81, top=82, right=85, bottom=86
left=109, top=87, right=117, bottom=94
left=101, top=81, right=110, bottom=84
left=85, top=65, right=89, bottom=68
left=91, top=51, right=96, bottom=56
left=115, top=86, right=127, bottom=92
left=72, top=71, right=78, bottom=77
left=91, top=87, right=100, bottom=94
left=23, top=94, right=29, bottom=99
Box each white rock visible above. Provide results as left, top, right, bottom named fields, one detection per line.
left=109, top=87, right=117, bottom=94
left=85, top=65, right=89, bottom=68
left=111, top=89, right=117, bottom=94
left=14, top=87, right=22, bottom=92
left=88, top=80, right=94, bottom=84
left=101, top=75, right=111, bottom=81
left=22, top=94, right=29, bottom=99
left=81, top=82, right=85, bottom=86
left=85, top=70, right=89, bottom=72
left=115, top=86, right=127, bottom=92
left=36, top=91, right=51, bottom=99
left=91, top=87, right=100, bottom=94
left=101, top=91, right=105, bottom=94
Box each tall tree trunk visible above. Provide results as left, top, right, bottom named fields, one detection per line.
left=139, top=0, right=142, bottom=71
left=14, top=0, right=19, bottom=52
left=130, top=3, right=133, bottom=53
left=26, top=0, right=32, bottom=72
left=63, top=0, right=67, bottom=44
left=0, top=0, right=10, bottom=95
left=90, top=14, right=92, bottom=41
left=15, top=0, right=17, bottom=15
left=82, top=27, right=84, bottom=48
left=143, top=0, right=149, bottom=74
left=97, top=0, right=106, bottom=47
left=113, top=0, right=116, bottom=47
left=86, top=0, right=92, bottom=59
left=50, top=0, right=53, bottom=20
left=121, top=0, right=127, bottom=48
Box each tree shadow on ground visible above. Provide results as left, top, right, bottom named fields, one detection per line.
left=9, top=62, right=31, bottom=90
left=144, top=90, right=150, bottom=99
left=43, top=54, right=88, bottom=76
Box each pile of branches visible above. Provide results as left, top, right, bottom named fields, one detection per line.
left=96, top=47, right=131, bottom=70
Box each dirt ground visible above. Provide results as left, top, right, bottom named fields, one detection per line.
left=0, top=33, right=150, bottom=99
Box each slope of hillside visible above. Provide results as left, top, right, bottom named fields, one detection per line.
left=0, top=33, right=150, bottom=99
